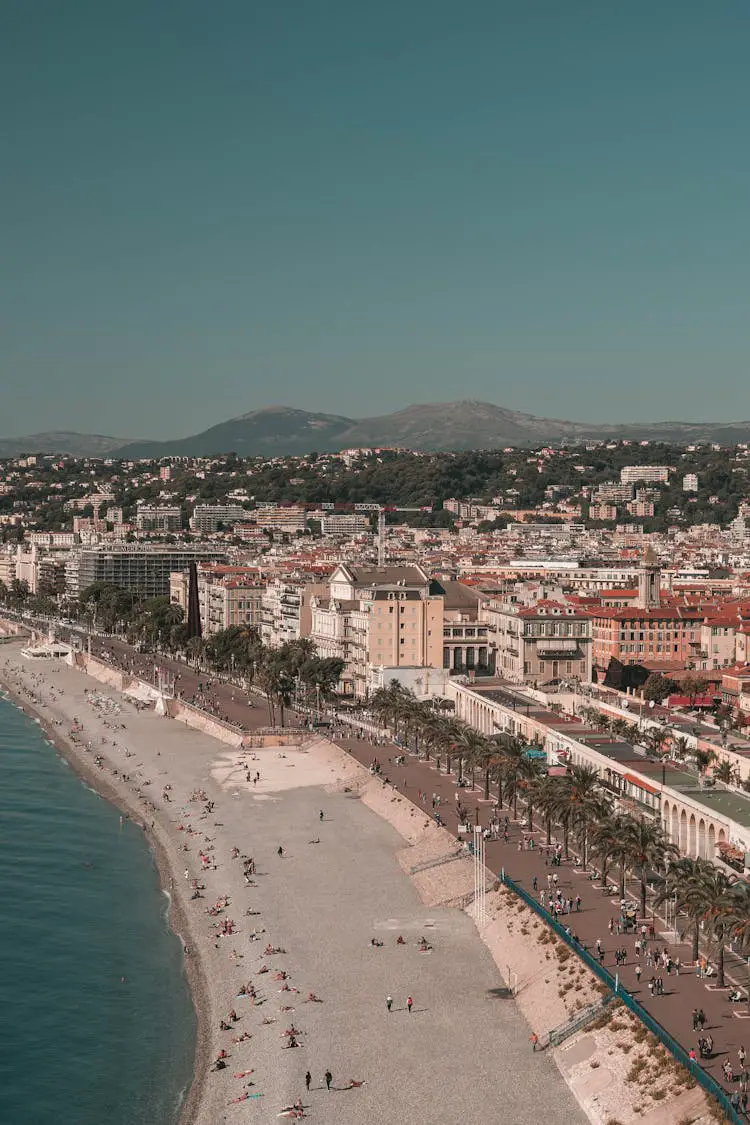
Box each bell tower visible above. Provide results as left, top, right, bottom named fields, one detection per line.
left=637, top=547, right=661, bottom=610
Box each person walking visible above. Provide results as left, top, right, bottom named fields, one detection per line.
left=324, top=1070, right=333, bottom=1091
left=277, top=845, right=284, bottom=858
left=739, top=1045, right=747, bottom=1070
left=530, top=1032, right=539, bottom=1051
left=386, top=995, right=393, bottom=1012
left=407, top=995, right=413, bottom=1013
left=305, top=1071, right=312, bottom=1092
left=635, top=963, right=642, bottom=985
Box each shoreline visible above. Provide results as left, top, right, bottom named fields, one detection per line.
left=0, top=669, right=210, bottom=1125
left=0, top=645, right=596, bottom=1125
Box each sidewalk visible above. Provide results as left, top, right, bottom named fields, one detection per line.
left=333, top=730, right=750, bottom=1103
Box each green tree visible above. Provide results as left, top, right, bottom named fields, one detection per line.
left=623, top=817, right=677, bottom=920
left=642, top=674, right=679, bottom=704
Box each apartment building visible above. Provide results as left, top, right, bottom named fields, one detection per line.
left=620, top=466, right=670, bottom=484
left=64, top=490, right=115, bottom=513
left=261, top=579, right=323, bottom=647
left=483, top=597, right=593, bottom=686
left=588, top=502, right=617, bottom=521
left=135, top=503, right=182, bottom=533
left=66, top=545, right=225, bottom=599
left=439, top=580, right=491, bottom=673
left=594, top=483, right=634, bottom=503
left=310, top=564, right=443, bottom=697
left=319, top=513, right=370, bottom=536
left=170, top=565, right=263, bottom=636
left=190, top=504, right=248, bottom=533
left=254, top=505, right=307, bottom=533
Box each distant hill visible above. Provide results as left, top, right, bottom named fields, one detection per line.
left=112, top=401, right=750, bottom=458
left=5, top=402, right=750, bottom=460
left=114, top=407, right=354, bottom=459
left=0, top=431, right=132, bottom=457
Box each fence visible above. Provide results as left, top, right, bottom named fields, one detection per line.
left=501, top=872, right=742, bottom=1124
left=548, top=997, right=612, bottom=1047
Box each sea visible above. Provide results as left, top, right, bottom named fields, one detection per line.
left=0, top=692, right=196, bottom=1125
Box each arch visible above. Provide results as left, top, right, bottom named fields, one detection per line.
left=688, top=814, right=697, bottom=858
left=671, top=805, right=679, bottom=846
left=708, top=823, right=716, bottom=858
left=662, top=799, right=670, bottom=838
left=680, top=810, right=688, bottom=854
left=698, top=819, right=707, bottom=859
left=718, top=826, right=726, bottom=845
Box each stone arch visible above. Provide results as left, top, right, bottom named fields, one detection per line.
left=698, top=819, right=707, bottom=859
left=718, top=826, right=726, bottom=844
left=688, top=814, right=697, bottom=858
left=671, top=805, right=679, bottom=846
left=708, top=823, right=716, bottom=858
left=680, top=810, right=688, bottom=854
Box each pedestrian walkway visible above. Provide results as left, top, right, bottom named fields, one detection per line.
left=333, top=731, right=750, bottom=1104
left=85, top=634, right=750, bottom=1108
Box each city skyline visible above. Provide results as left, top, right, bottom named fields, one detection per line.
left=3, top=1, right=750, bottom=437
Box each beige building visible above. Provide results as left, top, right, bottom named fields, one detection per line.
left=482, top=597, right=593, bottom=686
left=311, top=564, right=443, bottom=697
left=169, top=564, right=263, bottom=636
left=438, top=580, right=491, bottom=674
left=260, top=578, right=323, bottom=647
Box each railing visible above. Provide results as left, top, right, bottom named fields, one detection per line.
left=500, top=872, right=742, bottom=1124
left=548, top=997, right=612, bottom=1047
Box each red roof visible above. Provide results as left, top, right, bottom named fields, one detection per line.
left=623, top=773, right=660, bottom=795
left=667, top=695, right=716, bottom=708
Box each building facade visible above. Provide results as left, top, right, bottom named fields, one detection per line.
left=66, top=545, right=225, bottom=599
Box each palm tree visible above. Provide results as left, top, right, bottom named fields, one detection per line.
left=456, top=727, right=490, bottom=793
left=528, top=775, right=563, bottom=846
left=623, top=817, right=677, bottom=920
left=499, top=734, right=529, bottom=820
left=519, top=757, right=546, bottom=831
left=694, top=866, right=738, bottom=986
left=591, top=813, right=634, bottom=893
left=642, top=726, right=670, bottom=757
left=655, top=856, right=712, bottom=961
left=727, top=881, right=750, bottom=966
left=672, top=736, right=689, bottom=762
left=714, top=759, right=738, bottom=787
left=695, top=746, right=716, bottom=776
left=556, top=764, right=608, bottom=868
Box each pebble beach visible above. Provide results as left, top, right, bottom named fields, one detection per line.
left=0, top=642, right=586, bottom=1125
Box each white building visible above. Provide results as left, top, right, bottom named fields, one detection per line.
left=620, top=466, right=670, bottom=484
left=320, top=513, right=370, bottom=536
left=135, top=503, right=182, bottom=533
left=190, top=504, right=248, bottom=532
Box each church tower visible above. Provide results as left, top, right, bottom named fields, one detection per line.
left=637, top=547, right=661, bottom=610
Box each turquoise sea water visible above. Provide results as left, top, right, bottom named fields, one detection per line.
left=0, top=693, right=195, bottom=1125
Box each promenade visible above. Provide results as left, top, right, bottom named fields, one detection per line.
left=54, top=631, right=750, bottom=1104
left=334, top=730, right=750, bottom=1105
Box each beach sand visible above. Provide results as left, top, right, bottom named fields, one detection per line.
left=0, top=643, right=586, bottom=1125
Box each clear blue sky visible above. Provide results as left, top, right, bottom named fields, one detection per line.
left=2, top=1, right=749, bottom=438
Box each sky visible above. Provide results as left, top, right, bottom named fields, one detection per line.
left=2, top=1, right=749, bottom=439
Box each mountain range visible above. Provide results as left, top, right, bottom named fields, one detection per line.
left=3, top=402, right=750, bottom=458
